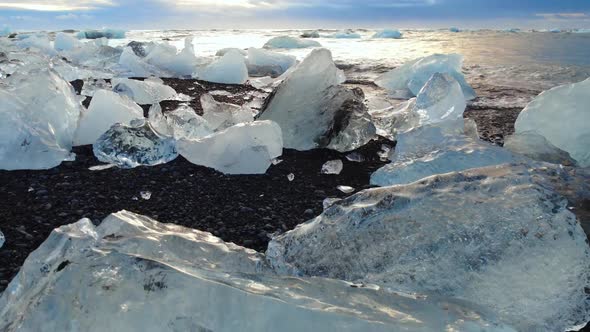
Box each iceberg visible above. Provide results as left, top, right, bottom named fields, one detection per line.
left=413, top=72, right=467, bottom=127
left=247, top=48, right=297, bottom=77
left=268, top=164, right=590, bottom=332
left=127, top=41, right=150, bottom=57
left=375, top=54, right=476, bottom=100
left=0, top=69, right=81, bottom=170
left=198, top=50, right=248, bottom=84
left=112, top=78, right=178, bottom=105
left=76, top=29, right=126, bottom=39
left=0, top=210, right=515, bottom=332
left=0, top=229, right=3, bottom=249
left=258, top=48, right=375, bottom=152
left=148, top=104, right=213, bottom=140
left=449, top=27, right=461, bottom=32
left=216, top=47, right=248, bottom=56
left=300, top=30, right=320, bottom=38
left=200, top=93, right=253, bottom=131
left=328, top=30, right=361, bottom=39
left=513, top=78, right=590, bottom=167
left=263, top=36, right=321, bottom=49
left=93, top=120, right=178, bottom=168
left=54, top=32, right=81, bottom=51
left=144, top=38, right=199, bottom=77
left=178, top=121, right=283, bottom=175
left=373, top=29, right=402, bottom=39
left=74, top=90, right=144, bottom=146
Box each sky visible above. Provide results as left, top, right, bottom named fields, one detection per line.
left=1, top=0, right=589, bottom=31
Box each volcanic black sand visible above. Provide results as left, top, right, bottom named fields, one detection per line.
left=0, top=76, right=588, bottom=317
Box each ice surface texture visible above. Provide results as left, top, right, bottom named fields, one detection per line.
left=178, top=121, right=283, bottom=175
left=149, top=104, right=213, bottom=140
left=247, top=48, right=297, bottom=77
left=54, top=32, right=81, bottom=52
left=505, top=131, right=578, bottom=166
left=0, top=69, right=81, bottom=170
left=112, top=78, right=177, bottom=105
left=258, top=48, right=375, bottom=152
left=0, top=210, right=516, bottom=331
left=200, top=93, right=253, bottom=131
left=514, top=78, right=590, bottom=167
left=375, top=54, right=476, bottom=100
left=263, top=36, right=321, bottom=49
left=269, top=164, right=590, bottom=331
left=373, top=29, right=402, bottom=39
left=93, top=120, right=178, bottom=168
left=74, top=89, right=144, bottom=146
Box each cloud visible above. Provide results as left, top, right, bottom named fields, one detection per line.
left=55, top=13, right=94, bottom=20
left=0, top=0, right=115, bottom=11
left=536, top=12, right=589, bottom=20
left=9, top=15, right=35, bottom=20
left=162, top=0, right=436, bottom=11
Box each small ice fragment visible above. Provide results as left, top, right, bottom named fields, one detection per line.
left=321, top=160, right=343, bottom=175
left=131, top=196, right=139, bottom=201
left=0, top=229, right=4, bottom=249
left=140, top=191, right=152, bottom=200
left=89, top=164, right=116, bottom=171
left=346, top=152, right=365, bottom=162
left=337, top=185, right=355, bottom=194
left=287, top=173, right=295, bottom=182
left=323, top=198, right=342, bottom=210
left=272, top=158, right=283, bottom=165
left=27, top=187, right=34, bottom=192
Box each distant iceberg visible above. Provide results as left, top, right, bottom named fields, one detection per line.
left=263, top=36, right=321, bottom=49
left=449, top=27, right=461, bottom=32
left=77, top=29, right=126, bottom=39
left=373, top=29, right=402, bottom=39
left=328, top=30, right=361, bottom=39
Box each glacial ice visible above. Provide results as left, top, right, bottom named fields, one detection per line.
left=177, top=121, right=283, bottom=175
left=16, top=35, right=56, bottom=56
left=268, top=164, right=590, bottom=332
left=513, top=78, right=590, bottom=167
left=148, top=104, right=213, bottom=140
left=0, top=210, right=516, bottom=332
left=0, top=69, right=81, bottom=170
left=247, top=48, right=297, bottom=77
left=54, top=32, right=81, bottom=51
left=373, top=29, right=402, bottom=39
left=336, top=185, right=355, bottom=194
left=321, top=160, right=343, bottom=175
left=81, top=78, right=112, bottom=97
left=300, top=30, right=320, bottom=38
left=216, top=47, right=247, bottom=56
left=263, top=36, right=321, bottom=49
left=77, top=29, right=126, bottom=39
left=414, top=73, right=467, bottom=126
left=93, top=120, right=178, bottom=168
left=449, top=27, right=461, bottom=32
left=74, top=90, right=144, bottom=146
left=144, top=38, right=199, bottom=77
left=375, top=54, right=476, bottom=100
left=112, top=78, right=178, bottom=105
left=118, top=46, right=164, bottom=77
left=200, top=93, right=253, bottom=131
left=329, top=30, right=361, bottom=39
left=198, top=50, right=248, bottom=84
left=505, top=131, right=578, bottom=166
left=370, top=124, right=520, bottom=186
left=258, top=48, right=375, bottom=152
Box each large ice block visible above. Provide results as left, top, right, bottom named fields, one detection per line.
left=148, top=103, right=213, bottom=140
left=112, top=78, right=178, bottom=105
left=198, top=50, right=248, bottom=84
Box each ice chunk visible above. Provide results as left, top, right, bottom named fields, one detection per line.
left=126, top=41, right=150, bottom=57
left=54, top=32, right=81, bottom=51
left=216, top=47, right=247, bottom=56
left=414, top=73, right=467, bottom=126
left=258, top=49, right=375, bottom=152
left=336, top=185, right=355, bottom=194
left=0, top=69, right=81, bottom=170
left=371, top=124, right=520, bottom=186
left=93, top=120, right=178, bottom=168
left=0, top=26, right=11, bottom=37
left=0, top=229, right=4, bottom=248
left=268, top=164, right=590, bottom=332
left=0, top=210, right=515, bottom=332
left=81, top=78, right=112, bottom=97
left=263, top=36, right=321, bottom=49
left=200, top=93, right=253, bottom=131
left=287, top=173, right=295, bottom=182
left=16, top=35, right=56, bottom=56
left=76, top=29, right=126, bottom=39
left=328, top=30, right=361, bottom=39
left=178, top=121, right=283, bottom=175
left=140, top=191, right=152, bottom=200
left=112, top=78, right=177, bottom=104
left=505, top=131, right=578, bottom=166
left=247, top=48, right=296, bottom=77
left=321, top=160, right=343, bottom=175
left=118, top=47, right=164, bottom=77
left=148, top=104, right=213, bottom=140
left=345, top=152, right=365, bottom=162
left=464, top=118, right=479, bottom=140
left=74, top=90, right=144, bottom=146
left=300, top=30, right=320, bottom=38
left=449, top=27, right=461, bottom=32
left=322, top=197, right=341, bottom=209
left=375, top=54, right=476, bottom=100
left=198, top=50, right=248, bottom=84
left=513, top=78, right=590, bottom=167
left=144, top=37, right=198, bottom=77
left=373, top=29, right=402, bottom=39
